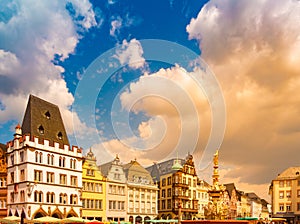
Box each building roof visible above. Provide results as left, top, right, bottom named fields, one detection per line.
left=224, top=183, right=237, bottom=199
left=21, top=94, right=69, bottom=145
left=99, top=155, right=122, bottom=177
left=275, top=166, right=300, bottom=180
left=123, top=159, right=154, bottom=185
left=146, top=157, right=187, bottom=182
left=0, top=143, right=7, bottom=153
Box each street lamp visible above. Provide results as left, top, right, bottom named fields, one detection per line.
left=26, top=182, right=35, bottom=196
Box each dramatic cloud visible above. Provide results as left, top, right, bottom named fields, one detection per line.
left=0, top=0, right=98, bottom=138
left=93, top=65, right=213, bottom=167
left=187, top=0, right=300, bottom=196
left=114, top=39, right=146, bottom=69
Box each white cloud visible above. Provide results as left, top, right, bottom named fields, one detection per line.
left=186, top=0, right=300, bottom=186
left=110, top=16, right=123, bottom=37
left=0, top=0, right=98, bottom=141
left=114, top=39, right=146, bottom=69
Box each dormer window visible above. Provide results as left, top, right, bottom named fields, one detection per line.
left=38, top=125, right=44, bottom=134
left=57, top=132, right=63, bottom=140
left=297, top=172, right=299, bottom=175
left=45, top=111, right=51, bottom=119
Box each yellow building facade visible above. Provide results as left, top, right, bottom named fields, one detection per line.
left=270, top=167, right=300, bottom=223
left=82, top=149, right=106, bottom=221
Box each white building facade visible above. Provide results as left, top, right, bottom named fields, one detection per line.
left=6, top=95, right=83, bottom=220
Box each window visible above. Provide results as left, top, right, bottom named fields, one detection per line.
left=34, top=170, right=42, bottom=182
left=59, top=193, right=67, bottom=204
left=34, top=191, right=43, bottom=202
left=279, top=181, right=284, bottom=187
left=167, top=188, right=171, bottom=197
left=59, top=156, right=65, bottom=167
left=45, top=111, right=51, bottom=119
left=279, top=204, right=284, bottom=211
left=10, top=192, right=14, bottom=203
left=70, top=176, right=77, bottom=186
left=10, top=172, right=14, bottom=184
left=47, top=154, right=54, bottom=165
left=59, top=174, right=67, bottom=185
left=286, top=191, right=291, bottom=198
left=167, top=199, right=171, bottom=209
left=47, top=172, right=54, bottom=183
left=57, top=132, right=63, bottom=140
left=279, top=191, right=284, bottom=199
left=286, top=180, right=291, bottom=187
left=20, top=170, right=25, bottom=181
left=287, top=204, right=291, bottom=211
left=162, top=200, right=166, bottom=210
left=87, top=169, right=94, bottom=176
left=183, top=177, right=186, bottom=184
left=297, top=190, right=300, bottom=198
left=35, top=152, right=42, bottom=163
left=70, top=159, right=77, bottom=169
left=10, top=155, right=14, bottom=166
left=38, top=125, right=44, bottom=134
left=188, top=178, right=191, bottom=186
left=167, top=177, right=171, bottom=185
left=298, top=203, right=300, bottom=211
left=20, top=151, right=24, bottom=162
left=162, top=178, right=166, bottom=186
left=46, top=192, right=55, bottom=203
left=70, top=194, right=78, bottom=204
left=95, top=183, right=103, bottom=192
left=162, top=189, right=166, bottom=198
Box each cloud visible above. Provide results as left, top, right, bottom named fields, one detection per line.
left=114, top=39, right=146, bottom=69
left=109, top=13, right=140, bottom=39
left=186, top=0, right=300, bottom=187
left=110, top=16, right=123, bottom=37
left=0, top=0, right=98, bottom=140
left=94, top=64, right=213, bottom=167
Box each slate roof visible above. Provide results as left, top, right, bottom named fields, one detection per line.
left=146, top=158, right=186, bottom=182
left=224, top=183, right=236, bottom=198
left=21, top=95, right=69, bottom=145
left=0, top=143, right=7, bottom=153
left=275, top=166, right=300, bottom=180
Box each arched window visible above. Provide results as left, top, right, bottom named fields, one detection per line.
left=35, top=151, right=39, bottom=163
left=70, top=159, right=73, bottom=169
left=59, top=156, right=62, bottom=167
left=34, top=191, right=38, bottom=202
left=59, top=193, right=63, bottom=204
left=47, top=154, right=50, bottom=165
left=39, top=152, right=42, bottom=163
left=74, top=160, right=76, bottom=169
left=64, top=194, right=67, bottom=204
left=51, top=193, right=55, bottom=203
left=51, top=154, right=54, bottom=165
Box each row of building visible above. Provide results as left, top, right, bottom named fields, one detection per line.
left=0, top=95, right=271, bottom=222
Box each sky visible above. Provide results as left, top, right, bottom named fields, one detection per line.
left=1, top=0, right=300, bottom=200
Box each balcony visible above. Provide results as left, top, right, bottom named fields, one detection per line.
left=173, top=182, right=189, bottom=188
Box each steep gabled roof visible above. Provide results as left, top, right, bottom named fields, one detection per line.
left=224, top=183, right=236, bottom=198
left=0, top=143, right=7, bottom=153
left=21, top=95, right=69, bottom=145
